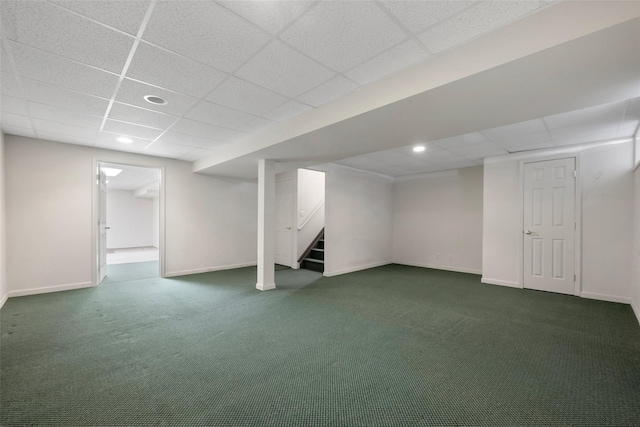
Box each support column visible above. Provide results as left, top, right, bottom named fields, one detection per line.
left=256, top=159, right=276, bottom=291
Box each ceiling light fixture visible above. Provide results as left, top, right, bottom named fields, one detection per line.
left=144, top=95, right=167, bottom=105
left=116, top=136, right=133, bottom=143
left=413, top=146, right=426, bottom=153
left=100, top=167, right=122, bottom=177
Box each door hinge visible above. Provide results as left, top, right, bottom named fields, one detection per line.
left=573, top=170, right=577, bottom=178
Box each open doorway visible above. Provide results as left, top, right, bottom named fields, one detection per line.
left=97, top=162, right=161, bottom=284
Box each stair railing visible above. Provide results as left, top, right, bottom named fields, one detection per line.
left=298, top=228, right=324, bottom=264
left=297, top=199, right=324, bottom=231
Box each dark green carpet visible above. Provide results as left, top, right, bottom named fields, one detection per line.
left=1, top=264, right=639, bottom=426
left=102, top=261, right=159, bottom=284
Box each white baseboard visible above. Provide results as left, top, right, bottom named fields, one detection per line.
left=0, top=292, right=7, bottom=309
left=481, top=277, right=521, bottom=288
left=395, top=260, right=482, bottom=275
left=8, top=282, right=94, bottom=298
left=631, top=300, right=640, bottom=326
left=323, top=261, right=391, bottom=277
left=256, top=282, right=276, bottom=291
left=164, top=262, right=257, bottom=278
left=580, top=291, right=631, bottom=304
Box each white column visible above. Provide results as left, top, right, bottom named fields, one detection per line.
left=256, top=159, right=276, bottom=291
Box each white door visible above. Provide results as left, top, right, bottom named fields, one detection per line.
left=275, top=178, right=294, bottom=266
left=523, top=158, right=576, bottom=295
left=98, top=170, right=107, bottom=283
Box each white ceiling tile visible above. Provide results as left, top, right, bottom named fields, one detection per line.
left=263, top=100, right=313, bottom=122
left=344, top=39, right=428, bottom=85
left=38, top=130, right=96, bottom=147
left=32, top=118, right=99, bottom=139
left=218, top=0, right=312, bottom=35
left=502, top=140, right=556, bottom=153
left=139, top=147, right=182, bottom=160
left=2, top=95, right=29, bottom=116
left=185, top=100, right=256, bottom=129
left=115, top=78, right=199, bottom=117
left=380, top=1, right=476, bottom=34
left=1, top=72, right=22, bottom=97
left=126, top=42, right=228, bottom=98
left=1, top=112, right=31, bottom=129
left=144, top=141, right=194, bottom=155
left=158, top=131, right=226, bottom=149
left=297, top=76, right=360, bottom=108
left=143, top=1, right=270, bottom=73
left=51, top=0, right=150, bottom=35
left=21, top=77, right=109, bottom=116
left=171, top=118, right=248, bottom=143
left=623, top=97, right=640, bottom=119
left=109, top=103, right=177, bottom=130
left=3, top=0, right=134, bottom=73
left=1, top=124, right=36, bottom=138
left=550, top=126, right=617, bottom=146
left=179, top=148, right=216, bottom=162
left=236, top=41, right=335, bottom=98
left=96, top=132, right=150, bottom=150
left=364, top=149, right=406, bottom=161
left=418, top=1, right=547, bottom=54
left=434, top=132, right=487, bottom=149
left=616, top=124, right=638, bottom=138
left=8, top=41, right=119, bottom=98
left=481, top=119, right=547, bottom=140
left=463, top=148, right=508, bottom=160
left=544, top=101, right=626, bottom=130
left=235, top=116, right=277, bottom=134
left=280, top=1, right=407, bottom=72
left=446, top=140, right=504, bottom=155
left=206, top=77, right=289, bottom=116
left=28, top=102, right=103, bottom=129
left=487, top=130, right=552, bottom=147
left=103, top=120, right=163, bottom=140
left=1, top=44, right=12, bottom=74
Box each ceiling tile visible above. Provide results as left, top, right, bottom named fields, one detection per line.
left=126, top=42, right=228, bottom=98
left=3, top=0, right=134, bottom=73
left=544, top=101, right=626, bottom=130
left=109, top=102, right=177, bottom=130
left=28, top=102, right=102, bottom=129
left=96, top=132, right=150, bottom=150
left=280, top=1, right=407, bottom=72
left=463, top=148, right=508, bottom=160
left=1, top=72, right=22, bottom=98
left=143, top=1, right=270, bottom=73
left=380, top=1, right=476, bottom=34
left=235, top=117, right=277, bottom=134
left=434, top=132, right=487, bottom=149
left=502, top=140, right=556, bottom=153
left=263, top=100, right=313, bottom=122
left=50, top=0, right=150, bottom=35
left=158, top=131, right=226, bottom=149
left=345, top=39, right=428, bottom=85
left=418, top=1, right=547, bottom=54
left=103, top=119, right=163, bottom=140
left=550, top=126, right=617, bottom=146
left=21, top=77, right=109, bottom=116
left=1, top=124, right=36, bottom=138
left=446, top=140, right=504, bottom=155
left=185, top=100, right=256, bottom=129
left=32, top=118, right=99, bottom=139
left=481, top=119, right=547, bottom=141
left=206, top=77, right=289, bottom=116
left=115, top=78, right=199, bottom=117
left=171, top=118, right=248, bottom=143
left=218, top=0, right=312, bottom=35
left=144, top=141, right=194, bottom=155
left=297, top=76, right=360, bottom=108
left=1, top=95, right=29, bottom=116
left=1, top=112, right=32, bottom=129
left=236, top=41, right=335, bottom=98
left=178, top=147, right=216, bottom=162
left=38, top=130, right=96, bottom=147
left=1, top=44, right=12, bottom=74
left=8, top=41, right=119, bottom=98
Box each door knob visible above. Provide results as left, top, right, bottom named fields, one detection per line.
left=105, top=227, right=111, bottom=230
left=286, top=226, right=292, bottom=230
left=525, top=230, right=533, bottom=235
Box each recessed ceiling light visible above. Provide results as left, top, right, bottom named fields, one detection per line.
left=144, top=95, right=167, bottom=105
left=116, top=137, right=133, bottom=143
left=413, top=146, right=426, bottom=153
left=100, top=167, right=122, bottom=177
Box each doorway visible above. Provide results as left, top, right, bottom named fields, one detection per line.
left=96, top=162, right=162, bottom=284
left=522, top=157, right=577, bottom=295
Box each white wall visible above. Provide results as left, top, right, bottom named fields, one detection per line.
left=297, top=168, right=325, bottom=260
left=5, top=136, right=257, bottom=296
left=106, top=189, right=157, bottom=249
left=323, top=164, right=393, bottom=276
left=0, top=132, right=7, bottom=308
left=152, top=195, right=160, bottom=248
left=631, top=154, right=640, bottom=324
left=482, top=140, right=634, bottom=302
left=393, top=166, right=483, bottom=274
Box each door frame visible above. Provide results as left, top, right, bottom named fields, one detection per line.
left=519, top=153, right=583, bottom=295
left=91, top=158, right=166, bottom=286
left=275, top=172, right=298, bottom=269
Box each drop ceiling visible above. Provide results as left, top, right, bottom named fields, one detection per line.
left=1, top=1, right=639, bottom=179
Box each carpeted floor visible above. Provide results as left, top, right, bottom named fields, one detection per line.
left=102, top=261, right=159, bottom=284
left=1, top=264, right=639, bottom=426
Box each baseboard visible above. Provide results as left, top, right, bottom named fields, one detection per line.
left=0, top=292, right=8, bottom=309
left=323, top=261, right=391, bottom=277
left=164, top=262, right=257, bottom=278
left=394, top=260, right=482, bottom=275
left=481, top=277, right=521, bottom=288
left=631, top=300, right=640, bottom=326
left=580, top=291, right=631, bottom=304
left=8, top=282, right=94, bottom=298
left=256, top=282, right=276, bottom=291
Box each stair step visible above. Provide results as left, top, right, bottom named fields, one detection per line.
left=310, top=248, right=324, bottom=260
left=304, top=258, right=324, bottom=264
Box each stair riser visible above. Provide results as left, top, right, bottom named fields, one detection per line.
left=316, top=240, right=324, bottom=250
left=309, top=249, right=324, bottom=260
left=302, top=260, right=324, bottom=272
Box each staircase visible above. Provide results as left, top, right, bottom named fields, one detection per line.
left=301, top=232, right=324, bottom=273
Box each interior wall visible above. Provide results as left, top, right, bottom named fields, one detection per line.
left=0, top=132, right=7, bottom=308
left=631, top=156, right=640, bottom=324
left=297, top=168, right=325, bottom=260
left=106, top=189, right=156, bottom=249
left=152, top=195, right=160, bottom=248
left=393, top=166, right=483, bottom=274
left=482, top=140, right=634, bottom=302
left=5, top=136, right=257, bottom=296
left=323, top=164, right=393, bottom=276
